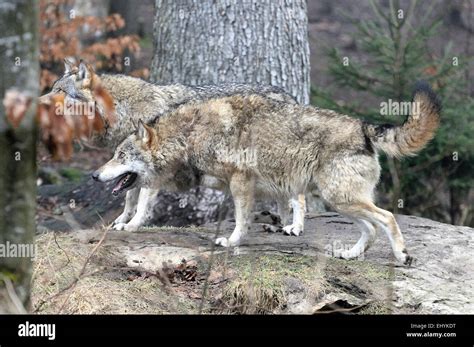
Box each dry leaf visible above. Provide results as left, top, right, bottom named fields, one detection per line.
left=3, top=89, right=33, bottom=128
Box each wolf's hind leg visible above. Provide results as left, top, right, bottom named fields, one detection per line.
left=112, top=188, right=139, bottom=229
left=316, top=156, right=411, bottom=264
left=216, top=173, right=254, bottom=247
left=283, top=194, right=306, bottom=236
left=329, top=201, right=411, bottom=265
left=369, top=204, right=412, bottom=265
left=333, top=217, right=377, bottom=259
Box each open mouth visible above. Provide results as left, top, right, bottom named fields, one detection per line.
left=112, top=172, right=138, bottom=196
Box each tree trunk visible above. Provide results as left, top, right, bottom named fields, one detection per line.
left=109, top=0, right=140, bottom=36
left=0, top=0, right=39, bottom=313
left=148, top=0, right=312, bottom=223
left=151, top=0, right=310, bottom=104
left=74, top=0, right=110, bottom=18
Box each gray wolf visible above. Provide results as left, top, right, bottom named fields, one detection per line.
left=94, top=81, right=440, bottom=264
left=40, top=59, right=305, bottom=232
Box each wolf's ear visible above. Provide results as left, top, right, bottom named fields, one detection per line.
left=64, top=58, right=75, bottom=74
left=137, top=119, right=155, bottom=146
left=38, top=92, right=54, bottom=105
left=78, top=61, right=93, bottom=87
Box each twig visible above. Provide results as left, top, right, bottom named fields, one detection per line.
left=314, top=302, right=370, bottom=315
left=53, top=231, right=71, bottom=271
left=198, top=194, right=229, bottom=314
left=0, top=274, right=27, bottom=314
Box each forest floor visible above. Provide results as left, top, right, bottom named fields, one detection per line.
left=32, top=211, right=473, bottom=314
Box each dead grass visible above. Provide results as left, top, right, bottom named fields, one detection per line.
left=31, top=229, right=393, bottom=314
left=218, top=254, right=324, bottom=314
left=32, top=231, right=197, bottom=314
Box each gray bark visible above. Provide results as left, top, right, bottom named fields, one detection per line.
left=73, top=0, right=110, bottom=18
left=147, top=0, right=313, bottom=224
left=109, top=0, right=140, bottom=36
left=0, top=0, right=39, bottom=312
left=151, top=0, right=310, bottom=104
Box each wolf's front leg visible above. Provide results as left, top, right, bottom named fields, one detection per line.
left=112, top=188, right=139, bottom=230
left=115, top=188, right=159, bottom=231
left=216, top=173, right=254, bottom=247
left=283, top=194, right=306, bottom=236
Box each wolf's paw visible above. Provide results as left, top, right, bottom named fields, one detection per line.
left=113, top=222, right=141, bottom=231
left=404, top=255, right=414, bottom=266
left=262, top=224, right=282, bottom=233
left=283, top=224, right=303, bottom=236
left=215, top=237, right=230, bottom=247
left=113, top=223, right=127, bottom=231
left=123, top=223, right=140, bottom=232
left=397, top=249, right=415, bottom=266
left=113, top=212, right=133, bottom=226
left=215, top=236, right=242, bottom=247
left=333, top=249, right=358, bottom=260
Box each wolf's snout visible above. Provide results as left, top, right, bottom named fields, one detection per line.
left=91, top=171, right=100, bottom=181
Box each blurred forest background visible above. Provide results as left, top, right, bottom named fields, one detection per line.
left=37, top=0, right=473, bottom=227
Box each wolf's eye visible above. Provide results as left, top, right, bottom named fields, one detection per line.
left=118, top=152, right=125, bottom=159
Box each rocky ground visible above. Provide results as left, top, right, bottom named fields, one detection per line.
left=32, top=209, right=473, bottom=314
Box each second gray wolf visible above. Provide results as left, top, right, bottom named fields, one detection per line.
left=93, top=82, right=441, bottom=264
left=39, top=60, right=304, bottom=232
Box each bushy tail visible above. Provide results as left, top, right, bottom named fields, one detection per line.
left=364, top=81, right=441, bottom=158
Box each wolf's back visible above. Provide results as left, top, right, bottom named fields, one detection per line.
left=363, top=81, right=441, bottom=158
left=189, top=83, right=297, bottom=104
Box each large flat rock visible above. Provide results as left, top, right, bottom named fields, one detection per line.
left=45, top=212, right=473, bottom=314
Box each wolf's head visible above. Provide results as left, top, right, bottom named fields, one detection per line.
left=39, top=59, right=99, bottom=105
left=92, top=121, right=158, bottom=195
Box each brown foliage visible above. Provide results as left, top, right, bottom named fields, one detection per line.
left=37, top=83, right=115, bottom=161
left=40, top=0, right=141, bottom=91
left=37, top=0, right=134, bottom=160
left=3, top=89, right=33, bottom=128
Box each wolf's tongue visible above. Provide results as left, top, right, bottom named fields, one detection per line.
left=112, top=175, right=127, bottom=196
